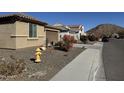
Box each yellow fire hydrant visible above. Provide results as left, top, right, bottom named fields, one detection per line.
left=35, top=48, right=42, bottom=63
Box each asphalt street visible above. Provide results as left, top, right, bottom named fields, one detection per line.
left=103, top=39, right=124, bottom=81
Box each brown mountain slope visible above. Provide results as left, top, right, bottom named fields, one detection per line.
left=87, top=24, right=124, bottom=37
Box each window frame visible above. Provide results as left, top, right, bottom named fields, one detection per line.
left=28, top=23, right=38, bottom=38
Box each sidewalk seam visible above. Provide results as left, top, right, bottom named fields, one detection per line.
left=88, top=54, right=97, bottom=81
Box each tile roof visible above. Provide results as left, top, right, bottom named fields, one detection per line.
left=45, top=25, right=61, bottom=30
left=53, top=23, right=70, bottom=31
left=0, top=13, right=48, bottom=25
left=67, top=25, right=82, bottom=28
left=0, top=13, right=34, bottom=19
left=68, top=25, right=83, bottom=33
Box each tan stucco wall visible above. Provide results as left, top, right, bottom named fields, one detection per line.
left=15, top=21, right=46, bottom=49
left=0, top=21, right=46, bottom=49
left=0, top=23, right=16, bottom=49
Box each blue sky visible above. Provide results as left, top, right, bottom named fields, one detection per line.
left=0, top=12, right=124, bottom=31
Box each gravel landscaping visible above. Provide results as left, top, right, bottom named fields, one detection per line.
left=0, top=47, right=84, bottom=81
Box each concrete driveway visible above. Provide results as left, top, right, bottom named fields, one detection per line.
left=51, top=42, right=105, bottom=81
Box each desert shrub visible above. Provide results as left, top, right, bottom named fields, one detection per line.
left=69, top=35, right=77, bottom=43
left=80, top=35, right=88, bottom=44
left=0, top=56, right=26, bottom=77
left=56, top=35, right=76, bottom=51
left=88, top=34, right=97, bottom=41
left=63, top=35, right=77, bottom=43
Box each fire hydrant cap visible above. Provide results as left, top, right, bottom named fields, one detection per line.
left=36, top=48, right=41, bottom=52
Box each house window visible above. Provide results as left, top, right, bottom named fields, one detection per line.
left=29, top=23, right=37, bottom=38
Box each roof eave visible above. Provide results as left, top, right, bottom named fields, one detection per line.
left=45, top=25, right=61, bottom=30
left=0, top=14, right=48, bottom=26
left=15, top=15, right=48, bottom=26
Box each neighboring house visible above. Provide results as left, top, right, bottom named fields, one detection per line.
left=45, top=25, right=60, bottom=46
left=68, top=25, right=86, bottom=40
left=53, top=24, right=85, bottom=41
left=53, top=24, right=70, bottom=41
left=0, top=13, right=47, bottom=49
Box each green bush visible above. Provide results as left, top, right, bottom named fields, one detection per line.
left=88, top=34, right=97, bottom=41
left=80, top=35, right=88, bottom=44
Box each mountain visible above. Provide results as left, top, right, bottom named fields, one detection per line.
left=87, top=24, right=124, bottom=37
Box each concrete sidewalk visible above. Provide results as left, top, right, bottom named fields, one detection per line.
left=50, top=42, right=105, bottom=81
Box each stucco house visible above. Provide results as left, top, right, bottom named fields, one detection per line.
left=53, top=24, right=70, bottom=41
left=53, top=24, right=85, bottom=41
left=0, top=13, right=47, bottom=49
left=45, top=25, right=60, bottom=46
left=68, top=25, right=86, bottom=40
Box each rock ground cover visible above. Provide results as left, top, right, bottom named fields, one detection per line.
left=0, top=46, right=84, bottom=80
